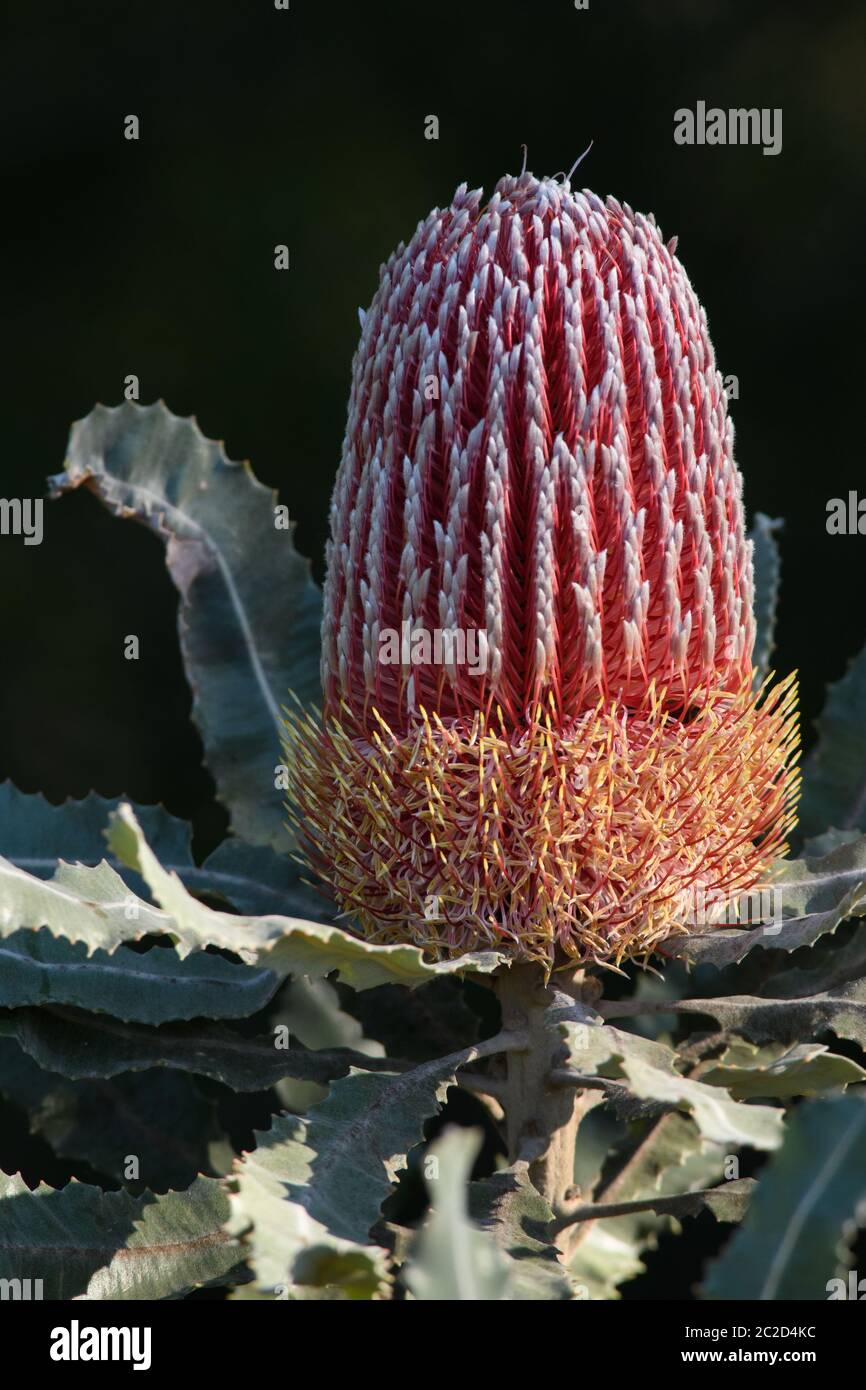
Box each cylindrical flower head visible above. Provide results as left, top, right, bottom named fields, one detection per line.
left=287, top=171, right=800, bottom=970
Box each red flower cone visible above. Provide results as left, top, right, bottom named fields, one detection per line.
left=285, top=171, right=800, bottom=971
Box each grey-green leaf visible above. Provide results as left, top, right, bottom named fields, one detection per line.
left=0, top=930, right=279, bottom=1025
left=228, top=1053, right=468, bottom=1294
left=617, top=1055, right=784, bottom=1150
left=673, top=835, right=866, bottom=969
left=799, top=639, right=866, bottom=841
left=0, top=1041, right=224, bottom=1188
left=703, top=1093, right=866, bottom=1300
left=668, top=983, right=866, bottom=1051
left=0, top=1006, right=396, bottom=1091
left=50, top=401, right=322, bottom=851
left=0, top=779, right=335, bottom=925
left=699, top=1039, right=866, bottom=1098
left=107, top=802, right=506, bottom=987
left=560, top=1020, right=784, bottom=1149
left=405, top=1129, right=512, bottom=1301
left=0, top=804, right=505, bottom=990
left=0, top=1171, right=239, bottom=1300
left=468, top=1162, right=580, bottom=1300
left=0, top=782, right=191, bottom=888
left=749, top=513, right=783, bottom=680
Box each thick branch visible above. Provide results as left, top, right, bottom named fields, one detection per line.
left=495, top=964, right=603, bottom=1249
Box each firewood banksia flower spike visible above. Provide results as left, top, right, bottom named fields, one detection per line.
left=284, top=169, right=800, bottom=974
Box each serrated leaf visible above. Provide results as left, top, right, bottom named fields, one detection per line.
left=673, top=836, right=866, bottom=969
left=228, top=1051, right=475, bottom=1294
left=618, top=1055, right=784, bottom=1149
left=749, top=513, right=783, bottom=680
left=0, top=1006, right=397, bottom=1091
left=669, top=982, right=866, bottom=1050
left=559, top=1014, right=684, bottom=1125
left=0, top=929, right=279, bottom=1024
left=799, top=639, right=866, bottom=841
left=562, top=1017, right=679, bottom=1078
left=0, top=782, right=192, bottom=888
left=0, top=1040, right=223, bottom=1188
left=0, top=1171, right=238, bottom=1300
left=0, top=804, right=505, bottom=990
left=51, top=401, right=322, bottom=851
left=769, top=926, right=866, bottom=998
left=467, top=1162, right=578, bottom=1300
left=555, top=1014, right=779, bottom=1297
left=107, top=802, right=506, bottom=986
left=405, top=1129, right=511, bottom=1301
left=0, top=780, right=335, bottom=928
left=561, top=1020, right=784, bottom=1148
left=699, top=1039, right=866, bottom=1098
left=703, top=1093, right=866, bottom=1299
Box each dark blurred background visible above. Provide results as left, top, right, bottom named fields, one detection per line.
left=1, top=0, right=864, bottom=1305
left=2, top=0, right=864, bottom=854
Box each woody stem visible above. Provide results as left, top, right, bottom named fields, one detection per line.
left=495, top=963, right=602, bottom=1260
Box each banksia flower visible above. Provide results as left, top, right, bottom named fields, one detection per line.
left=285, top=170, right=800, bottom=970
